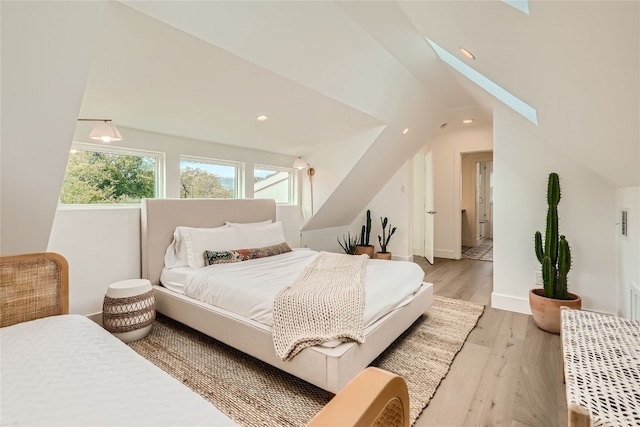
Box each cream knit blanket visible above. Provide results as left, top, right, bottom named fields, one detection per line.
left=272, top=251, right=368, bottom=361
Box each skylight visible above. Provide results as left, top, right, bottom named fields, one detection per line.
left=426, top=38, right=538, bottom=125
left=502, top=0, right=529, bottom=15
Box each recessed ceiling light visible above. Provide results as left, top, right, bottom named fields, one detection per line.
left=459, top=47, right=475, bottom=60
left=462, top=118, right=474, bottom=124
left=256, top=115, right=269, bottom=121
left=402, top=128, right=409, bottom=135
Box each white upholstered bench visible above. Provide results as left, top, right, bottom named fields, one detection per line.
left=560, top=307, right=640, bottom=427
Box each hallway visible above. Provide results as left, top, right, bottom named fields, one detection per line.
left=461, top=238, right=493, bottom=262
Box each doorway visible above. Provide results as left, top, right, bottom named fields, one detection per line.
left=460, top=152, right=493, bottom=261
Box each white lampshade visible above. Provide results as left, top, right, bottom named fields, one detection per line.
left=90, top=121, right=123, bottom=143
left=293, top=157, right=308, bottom=170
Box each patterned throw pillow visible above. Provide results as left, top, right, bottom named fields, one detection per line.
left=235, top=242, right=292, bottom=261
left=203, top=250, right=244, bottom=266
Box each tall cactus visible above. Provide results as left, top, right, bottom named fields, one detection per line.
left=360, top=210, right=372, bottom=246
left=534, top=173, right=572, bottom=299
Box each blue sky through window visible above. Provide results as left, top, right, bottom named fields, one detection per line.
left=502, top=0, right=529, bottom=15
left=180, top=161, right=235, bottom=178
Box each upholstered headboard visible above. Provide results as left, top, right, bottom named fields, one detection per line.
left=141, top=198, right=277, bottom=286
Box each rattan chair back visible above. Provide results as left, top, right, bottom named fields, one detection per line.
left=0, top=252, right=69, bottom=328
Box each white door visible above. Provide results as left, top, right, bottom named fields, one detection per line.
left=424, top=152, right=435, bottom=264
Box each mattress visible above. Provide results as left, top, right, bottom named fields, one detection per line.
left=0, top=314, right=237, bottom=426
left=162, top=250, right=425, bottom=329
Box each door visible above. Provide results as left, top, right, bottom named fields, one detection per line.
left=424, top=152, right=435, bottom=264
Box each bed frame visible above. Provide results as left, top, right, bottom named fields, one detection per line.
left=1, top=252, right=412, bottom=426
left=141, top=198, right=433, bottom=394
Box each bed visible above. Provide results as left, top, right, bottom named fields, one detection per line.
left=0, top=252, right=236, bottom=426
left=141, top=198, right=434, bottom=394
left=0, top=252, right=413, bottom=427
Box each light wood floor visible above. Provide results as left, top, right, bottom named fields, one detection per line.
left=412, top=257, right=567, bottom=427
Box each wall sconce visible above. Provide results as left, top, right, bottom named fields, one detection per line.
left=78, top=119, right=123, bottom=143
left=293, top=157, right=315, bottom=176
left=293, top=156, right=315, bottom=215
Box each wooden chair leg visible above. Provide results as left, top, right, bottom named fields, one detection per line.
left=568, top=403, right=590, bottom=427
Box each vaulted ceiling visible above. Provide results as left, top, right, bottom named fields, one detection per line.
left=78, top=0, right=638, bottom=189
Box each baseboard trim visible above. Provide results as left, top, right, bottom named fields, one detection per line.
left=434, top=249, right=457, bottom=259
left=392, top=255, right=412, bottom=262
left=491, top=292, right=531, bottom=315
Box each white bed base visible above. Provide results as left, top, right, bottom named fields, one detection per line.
left=141, top=198, right=434, bottom=394
left=154, top=283, right=432, bottom=393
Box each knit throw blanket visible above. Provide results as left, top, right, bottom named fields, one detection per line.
left=272, top=251, right=368, bottom=361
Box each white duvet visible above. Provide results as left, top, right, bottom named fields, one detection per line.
left=0, top=315, right=237, bottom=426
left=181, top=250, right=425, bottom=328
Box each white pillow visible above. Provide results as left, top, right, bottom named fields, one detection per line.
left=177, top=226, right=243, bottom=269
left=225, top=220, right=273, bottom=228
left=164, top=229, right=189, bottom=269
left=237, top=221, right=286, bottom=249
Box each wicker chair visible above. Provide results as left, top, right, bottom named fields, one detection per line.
left=0, top=252, right=68, bottom=328
left=306, top=367, right=410, bottom=427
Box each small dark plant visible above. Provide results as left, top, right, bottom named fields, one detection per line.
left=378, top=217, right=397, bottom=254
left=338, top=232, right=359, bottom=255
left=534, top=172, right=572, bottom=300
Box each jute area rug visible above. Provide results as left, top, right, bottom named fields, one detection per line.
left=129, top=296, right=484, bottom=426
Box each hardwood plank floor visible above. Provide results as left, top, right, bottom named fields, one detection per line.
left=413, top=257, right=567, bottom=427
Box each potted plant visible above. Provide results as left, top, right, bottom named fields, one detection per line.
left=337, top=232, right=359, bottom=255
left=375, top=216, right=396, bottom=260
left=355, top=210, right=375, bottom=258
left=529, top=172, right=581, bottom=334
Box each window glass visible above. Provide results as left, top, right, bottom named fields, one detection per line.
left=180, top=157, right=241, bottom=199
left=253, top=165, right=294, bottom=204
left=60, top=144, right=161, bottom=204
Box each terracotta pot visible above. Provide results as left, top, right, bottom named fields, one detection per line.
left=529, top=288, right=581, bottom=334
left=374, top=252, right=392, bottom=260
left=355, top=245, right=375, bottom=259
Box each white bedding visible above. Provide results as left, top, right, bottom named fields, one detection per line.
left=0, top=315, right=237, bottom=426
left=176, top=250, right=425, bottom=329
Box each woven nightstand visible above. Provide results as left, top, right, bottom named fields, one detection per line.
left=103, top=279, right=155, bottom=343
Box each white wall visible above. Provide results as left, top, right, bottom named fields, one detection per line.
left=1, top=1, right=105, bottom=255
left=492, top=106, right=617, bottom=315
left=412, top=125, right=493, bottom=259
left=304, top=126, right=384, bottom=214
left=48, top=207, right=141, bottom=315
left=302, top=161, right=413, bottom=261
left=357, top=161, right=413, bottom=261
left=615, top=187, right=640, bottom=317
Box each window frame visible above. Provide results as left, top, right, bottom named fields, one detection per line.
left=253, top=163, right=296, bottom=205
left=58, top=142, right=165, bottom=207
left=179, top=155, right=244, bottom=199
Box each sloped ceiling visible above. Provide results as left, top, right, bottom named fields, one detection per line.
left=80, top=0, right=639, bottom=191
left=399, top=0, right=639, bottom=188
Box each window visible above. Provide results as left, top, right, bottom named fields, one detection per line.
left=253, top=165, right=294, bottom=204
left=180, top=156, right=242, bottom=199
left=60, top=143, right=163, bottom=204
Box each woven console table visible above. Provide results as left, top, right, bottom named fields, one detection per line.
left=561, top=308, right=640, bottom=427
